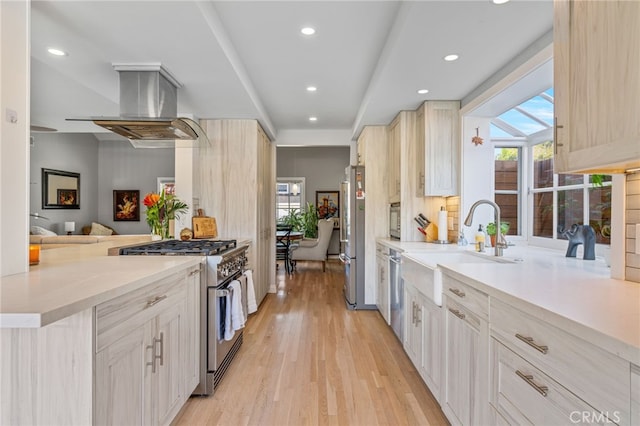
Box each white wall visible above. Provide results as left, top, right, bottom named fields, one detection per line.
left=1, top=0, right=30, bottom=276
left=459, top=116, right=494, bottom=242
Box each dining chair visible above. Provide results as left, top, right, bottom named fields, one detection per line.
left=276, top=225, right=294, bottom=275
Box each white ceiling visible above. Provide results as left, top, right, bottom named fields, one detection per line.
left=29, top=0, right=553, bottom=142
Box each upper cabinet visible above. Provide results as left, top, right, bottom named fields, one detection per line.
left=554, top=0, right=640, bottom=174
left=387, top=114, right=402, bottom=203
left=416, top=101, right=460, bottom=196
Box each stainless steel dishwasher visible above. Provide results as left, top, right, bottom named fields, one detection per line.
left=388, top=248, right=403, bottom=341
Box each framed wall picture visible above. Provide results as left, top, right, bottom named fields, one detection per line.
left=316, top=190, right=339, bottom=219
left=57, top=189, right=77, bottom=206
left=113, top=190, right=140, bottom=221
left=157, top=177, right=175, bottom=195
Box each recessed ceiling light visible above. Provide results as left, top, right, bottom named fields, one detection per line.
left=309, top=116, right=318, bottom=122
left=417, top=89, right=429, bottom=94
left=301, top=27, right=316, bottom=36
left=493, top=0, right=510, bottom=4
left=306, top=86, right=317, bottom=92
left=444, top=54, right=459, bottom=62
left=47, top=48, right=67, bottom=56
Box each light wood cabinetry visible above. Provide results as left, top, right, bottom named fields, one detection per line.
left=387, top=114, right=401, bottom=203
left=95, top=266, right=199, bottom=426
left=401, top=257, right=443, bottom=402
left=443, top=274, right=489, bottom=426
left=415, top=101, right=460, bottom=196
left=490, top=339, right=613, bottom=425
left=632, top=364, right=640, bottom=425
left=490, top=297, right=630, bottom=424
left=201, top=119, right=275, bottom=303
left=375, top=244, right=390, bottom=325
left=356, top=127, right=388, bottom=305
left=184, top=267, right=200, bottom=393
left=554, top=0, right=640, bottom=174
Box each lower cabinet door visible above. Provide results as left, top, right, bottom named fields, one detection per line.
left=444, top=300, right=482, bottom=426
left=419, top=294, right=442, bottom=402
left=155, top=301, right=185, bottom=426
left=95, top=321, right=154, bottom=425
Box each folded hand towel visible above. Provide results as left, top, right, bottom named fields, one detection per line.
left=244, top=270, right=258, bottom=314
left=229, top=279, right=245, bottom=331
left=224, top=286, right=234, bottom=341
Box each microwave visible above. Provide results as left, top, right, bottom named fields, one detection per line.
left=389, top=203, right=401, bottom=240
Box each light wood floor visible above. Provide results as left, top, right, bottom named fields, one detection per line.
left=174, top=260, right=449, bottom=426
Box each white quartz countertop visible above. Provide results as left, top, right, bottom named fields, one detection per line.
left=400, top=244, right=640, bottom=364
left=0, top=242, right=202, bottom=328
left=377, top=238, right=456, bottom=252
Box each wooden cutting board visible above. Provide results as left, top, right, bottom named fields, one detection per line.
left=192, top=213, right=218, bottom=239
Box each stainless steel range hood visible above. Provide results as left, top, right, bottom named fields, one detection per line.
left=68, top=64, right=206, bottom=146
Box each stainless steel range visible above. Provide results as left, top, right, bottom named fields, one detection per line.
left=120, top=239, right=248, bottom=396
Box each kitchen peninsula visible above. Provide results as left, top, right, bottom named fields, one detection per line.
left=0, top=242, right=202, bottom=425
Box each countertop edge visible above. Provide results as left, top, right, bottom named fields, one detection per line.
left=0, top=257, right=203, bottom=329
left=438, top=264, right=640, bottom=365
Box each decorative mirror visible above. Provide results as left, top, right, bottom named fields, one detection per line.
left=42, top=168, right=80, bottom=209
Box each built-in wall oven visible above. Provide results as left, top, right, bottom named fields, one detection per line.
left=120, top=239, right=248, bottom=396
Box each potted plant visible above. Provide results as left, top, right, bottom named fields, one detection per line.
left=278, top=203, right=318, bottom=239
left=301, top=202, right=318, bottom=239
left=486, top=221, right=510, bottom=247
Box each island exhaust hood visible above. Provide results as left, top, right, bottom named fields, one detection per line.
left=68, top=64, right=206, bottom=145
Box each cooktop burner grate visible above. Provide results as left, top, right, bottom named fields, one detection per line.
left=120, top=239, right=237, bottom=256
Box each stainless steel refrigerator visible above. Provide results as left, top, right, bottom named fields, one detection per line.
left=339, top=166, right=373, bottom=310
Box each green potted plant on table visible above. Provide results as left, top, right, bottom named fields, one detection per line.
left=486, top=221, right=510, bottom=247
left=277, top=202, right=319, bottom=239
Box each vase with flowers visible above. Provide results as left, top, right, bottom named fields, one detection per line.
left=143, top=190, right=189, bottom=239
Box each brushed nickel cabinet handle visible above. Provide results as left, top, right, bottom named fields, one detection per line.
left=515, top=333, right=549, bottom=354
left=412, top=302, right=417, bottom=325
left=146, top=343, right=157, bottom=373
left=157, top=332, right=164, bottom=367
left=448, top=308, right=465, bottom=320
left=516, top=370, right=548, bottom=397
left=415, top=306, right=422, bottom=324
left=449, top=288, right=465, bottom=298
left=188, top=269, right=199, bottom=276
left=146, top=295, right=167, bottom=308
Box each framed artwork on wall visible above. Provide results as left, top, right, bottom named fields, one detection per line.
left=57, top=189, right=77, bottom=206
left=113, top=190, right=140, bottom=221
left=157, top=177, right=175, bottom=195
left=316, top=190, right=339, bottom=219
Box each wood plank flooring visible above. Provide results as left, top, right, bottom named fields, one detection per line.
left=174, top=260, right=449, bottom=426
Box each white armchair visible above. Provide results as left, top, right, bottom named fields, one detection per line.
left=290, top=218, right=334, bottom=272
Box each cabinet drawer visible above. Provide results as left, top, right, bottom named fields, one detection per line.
left=493, top=340, right=615, bottom=425
left=443, top=274, right=488, bottom=320
left=491, top=298, right=629, bottom=424
left=95, top=271, right=186, bottom=352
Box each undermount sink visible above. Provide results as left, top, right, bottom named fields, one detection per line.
left=401, top=251, right=518, bottom=307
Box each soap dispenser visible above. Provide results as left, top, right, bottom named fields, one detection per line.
left=475, top=225, right=485, bottom=252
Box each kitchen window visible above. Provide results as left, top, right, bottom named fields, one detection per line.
left=276, top=178, right=305, bottom=221
left=491, top=88, right=611, bottom=247
left=530, top=141, right=611, bottom=245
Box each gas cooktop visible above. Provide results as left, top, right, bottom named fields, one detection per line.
left=119, top=239, right=237, bottom=256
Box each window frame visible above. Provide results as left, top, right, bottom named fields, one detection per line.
left=275, top=177, right=305, bottom=221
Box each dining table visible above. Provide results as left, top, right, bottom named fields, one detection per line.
left=276, top=230, right=304, bottom=241
left=276, top=230, right=303, bottom=274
